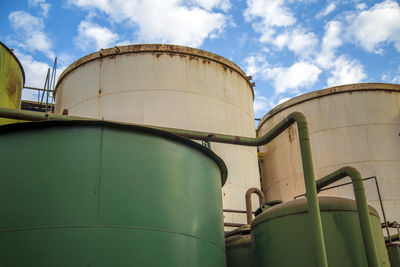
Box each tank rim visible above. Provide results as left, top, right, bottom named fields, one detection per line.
left=257, top=83, right=400, bottom=134
left=0, top=120, right=228, bottom=186
left=251, top=196, right=380, bottom=229
left=54, top=43, right=254, bottom=99
left=0, top=41, right=26, bottom=86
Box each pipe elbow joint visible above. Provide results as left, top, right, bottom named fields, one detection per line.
left=287, top=111, right=307, bottom=124
left=340, top=166, right=362, bottom=182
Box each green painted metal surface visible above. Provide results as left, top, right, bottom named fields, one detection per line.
left=225, top=233, right=255, bottom=267
left=0, top=42, right=24, bottom=125
left=0, top=121, right=227, bottom=267
left=387, top=244, right=400, bottom=267
left=251, top=197, right=390, bottom=267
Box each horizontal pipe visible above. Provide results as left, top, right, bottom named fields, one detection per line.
left=316, top=166, right=380, bottom=267
left=0, top=107, right=327, bottom=266
left=223, top=209, right=252, bottom=214
left=0, top=107, right=303, bottom=146
left=24, top=86, right=55, bottom=93
left=224, top=222, right=245, bottom=228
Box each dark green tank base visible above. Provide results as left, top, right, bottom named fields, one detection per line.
left=0, top=121, right=227, bottom=267
left=225, top=234, right=255, bottom=267
left=387, top=243, right=400, bottom=267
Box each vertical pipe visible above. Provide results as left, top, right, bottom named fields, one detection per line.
left=316, top=167, right=380, bottom=267
left=291, top=112, right=328, bottom=267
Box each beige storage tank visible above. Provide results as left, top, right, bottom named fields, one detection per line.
left=55, top=44, right=260, bottom=226
left=257, top=83, right=400, bottom=224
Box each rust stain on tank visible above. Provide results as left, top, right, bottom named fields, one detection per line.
left=6, top=71, right=18, bottom=97
left=288, top=125, right=295, bottom=142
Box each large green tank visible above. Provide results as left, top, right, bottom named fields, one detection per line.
left=251, top=196, right=390, bottom=266
left=0, top=120, right=227, bottom=267
left=0, top=41, right=24, bottom=125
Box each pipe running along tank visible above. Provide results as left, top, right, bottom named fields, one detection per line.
left=54, top=44, right=260, bottom=227
left=251, top=197, right=390, bottom=266
left=0, top=41, right=25, bottom=125
left=257, top=83, right=400, bottom=224
left=0, top=121, right=227, bottom=267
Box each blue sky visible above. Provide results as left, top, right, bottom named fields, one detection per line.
left=1, top=0, right=400, bottom=118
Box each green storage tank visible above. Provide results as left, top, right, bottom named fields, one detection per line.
left=225, top=225, right=255, bottom=267
left=0, top=120, right=227, bottom=267
left=0, top=41, right=24, bottom=125
left=251, top=196, right=390, bottom=267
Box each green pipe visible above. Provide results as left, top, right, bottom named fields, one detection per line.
left=316, top=166, right=380, bottom=267
left=0, top=107, right=328, bottom=267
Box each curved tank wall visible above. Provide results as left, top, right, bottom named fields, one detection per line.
left=0, top=121, right=227, bottom=267
left=0, top=41, right=25, bottom=125
left=54, top=44, right=260, bottom=226
left=257, top=83, right=400, bottom=224
left=251, top=197, right=390, bottom=266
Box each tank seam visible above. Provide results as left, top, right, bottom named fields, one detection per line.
left=258, top=122, right=400, bottom=137
left=97, top=127, right=104, bottom=223
left=60, top=88, right=254, bottom=120
left=0, top=224, right=225, bottom=252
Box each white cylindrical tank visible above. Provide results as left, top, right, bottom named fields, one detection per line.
left=55, top=44, right=260, bottom=226
left=257, top=83, right=400, bottom=223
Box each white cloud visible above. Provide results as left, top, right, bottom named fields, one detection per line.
left=29, top=0, right=51, bottom=17
left=356, top=3, right=367, bottom=10
left=254, top=94, right=268, bottom=114
left=67, top=0, right=228, bottom=47
left=13, top=50, right=50, bottom=100
left=392, top=75, right=400, bottom=84
left=244, top=54, right=267, bottom=78
left=277, top=97, right=290, bottom=105
left=316, top=20, right=343, bottom=68
left=245, top=55, right=321, bottom=94
left=8, top=11, right=54, bottom=58
left=381, top=66, right=400, bottom=84
left=244, top=0, right=296, bottom=42
left=266, top=61, right=321, bottom=94
left=273, top=28, right=318, bottom=57
left=75, top=21, right=119, bottom=51
left=192, top=0, right=231, bottom=11
left=327, top=56, right=366, bottom=86
left=347, top=0, right=400, bottom=52
left=316, top=2, right=336, bottom=18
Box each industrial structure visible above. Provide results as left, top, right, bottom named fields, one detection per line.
left=0, top=42, right=399, bottom=266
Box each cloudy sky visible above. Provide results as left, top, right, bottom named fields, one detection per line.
left=1, top=0, right=400, bottom=118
